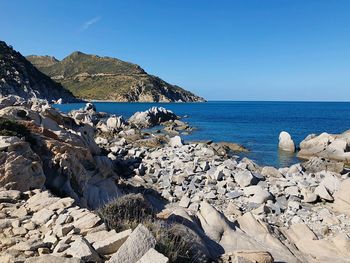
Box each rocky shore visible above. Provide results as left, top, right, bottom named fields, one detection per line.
left=1, top=95, right=350, bottom=263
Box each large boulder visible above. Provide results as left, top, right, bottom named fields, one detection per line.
left=169, top=135, right=184, bottom=147
left=69, top=103, right=107, bottom=127
left=298, top=130, right=350, bottom=163
left=301, top=157, right=345, bottom=173
left=106, top=115, right=128, bottom=130
left=0, top=137, right=45, bottom=191
left=284, top=223, right=350, bottom=263
left=278, top=131, right=295, bottom=152
left=333, top=179, right=350, bottom=216
left=129, top=107, right=178, bottom=128
left=197, top=202, right=298, bottom=262
left=108, top=224, right=156, bottom=263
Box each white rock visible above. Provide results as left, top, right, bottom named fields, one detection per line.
left=169, top=136, right=183, bottom=147
left=93, top=229, right=131, bottom=255
left=31, top=208, right=54, bottom=225
left=179, top=196, right=191, bottom=208
left=278, top=131, right=295, bottom=152
left=314, top=185, right=333, bottom=201
left=66, top=237, right=101, bottom=262
left=244, top=186, right=272, bottom=204
left=108, top=224, right=156, bottom=263
left=234, top=170, right=255, bottom=187
left=137, top=248, right=169, bottom=263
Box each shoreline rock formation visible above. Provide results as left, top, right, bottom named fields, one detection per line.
left=298, top=130, right=350, bottom=164
left=0, top=96, right=350, bottom=263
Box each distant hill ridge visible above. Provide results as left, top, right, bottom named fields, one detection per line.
left=27, top=52, right=205, bottom=102
left=0, top=41, right=77, bottom=102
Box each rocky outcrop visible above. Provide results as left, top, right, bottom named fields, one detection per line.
left=298, top=130, right=350, bottom=163
left=128, top=107, right=179, bottom=128
left=301, top=156, right=345, bottom=174
left=0, top=136, right=45, bottom=191
left=333, top=179, right=350, bottom=216
left=0, top=41, right=77, bottom=103
left=278, top=131, right=295, bottom=152
left=26, top=52, right=205, bottom=102
left=0, top=96, right=121, bottom=208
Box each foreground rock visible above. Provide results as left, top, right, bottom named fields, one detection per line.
left=0, top=188, right=168, bottom=263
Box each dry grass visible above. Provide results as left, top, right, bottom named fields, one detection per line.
left=98, top=194, right=207, bottom=263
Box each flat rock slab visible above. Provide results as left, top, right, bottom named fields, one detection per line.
left=24, top=255, right=82, bottom=263
left=0, top=190, right=21, bottom=203
left=108, top=224, right=156, bottom=263
left=11, top=239, right=49, bottom=251
left=66, top=237, right=101, bottom=262
left=137, top=248, right=169, bottom=263
left=73, top=213, right=101, bottom=232
left=31, top=208, right=55, bottom=225
left=93, top=229, right=131, bottom=255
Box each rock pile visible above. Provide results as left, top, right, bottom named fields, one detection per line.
left=128, top=107, right=178, bottom=128
left=0, top=96, right=122, bottom=208
left=298, top=130, right=350, bottom=163
left=1, top=96, right=350, bottom=262
left=0, top=188, right=168, bottom=263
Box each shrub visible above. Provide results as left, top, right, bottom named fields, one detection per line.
left=0, top=117, right=36, bottom=144
left=98, top=193, right=155, bottom=232
left=150, top=222, right=200, bottom=263
left=98, top=193, right=205, bottom=262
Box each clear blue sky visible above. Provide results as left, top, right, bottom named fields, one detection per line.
left=1, top=0, right=350, bottom=101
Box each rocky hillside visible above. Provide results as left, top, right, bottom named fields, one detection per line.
left=27, top=52, right=205, bottom=102
left=0, top=41, right=77, bottom=103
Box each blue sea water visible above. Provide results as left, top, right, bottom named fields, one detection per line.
left=55, top=101, right=350, bottom=168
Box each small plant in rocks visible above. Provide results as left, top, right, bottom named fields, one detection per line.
left=98, top=193, right=155, bottom=232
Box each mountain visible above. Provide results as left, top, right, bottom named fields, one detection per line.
left=0, top=41, right=77, bottom=103
left=27, top=52, right=205, bottom=102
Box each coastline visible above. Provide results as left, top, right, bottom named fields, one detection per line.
left=83, top=98, right=207, bottom=103
left=1, top=96, right=350, bottom=263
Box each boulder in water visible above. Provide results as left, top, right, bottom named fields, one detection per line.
left=278, top=131, right=295, bottom=152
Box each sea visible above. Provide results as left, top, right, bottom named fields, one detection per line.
left=55, top=101, right=350, bottom=168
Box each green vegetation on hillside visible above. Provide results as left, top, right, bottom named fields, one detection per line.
left=27, top=52, right=205, bottom=102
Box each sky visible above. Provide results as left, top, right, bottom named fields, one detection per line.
left=1, top=0, right=350, bottom=101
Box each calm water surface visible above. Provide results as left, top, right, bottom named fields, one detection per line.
left=56, top=101, right=350, bottom=167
